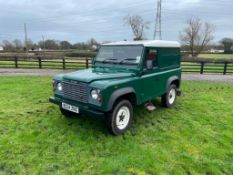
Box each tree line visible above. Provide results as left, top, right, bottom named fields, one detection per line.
left=0, top=38, right=100, bottom=51
left=219, top=38, right=233, bottom=54
left=1, top=15, right=233, bottom=56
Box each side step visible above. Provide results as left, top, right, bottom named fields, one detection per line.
left=144, top=102, right=156, bottom=111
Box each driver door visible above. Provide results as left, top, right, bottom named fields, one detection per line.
left=140, top=48, right=162, bottom=102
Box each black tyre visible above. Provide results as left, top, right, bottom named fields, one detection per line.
left=106, top=100, right=133, bottom=135
left=161, top=84, right=177, bottom=108
left=60, top=107, right=80, bottom=118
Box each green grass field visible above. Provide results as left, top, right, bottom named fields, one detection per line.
left=198, top=54, right=233, bottom=60
left=0, top=77, right=232, bottom=174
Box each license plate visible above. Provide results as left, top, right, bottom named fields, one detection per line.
left=62, top=103, right=79, bottom=114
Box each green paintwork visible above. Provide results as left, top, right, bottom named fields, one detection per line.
left=62, top=68, right=134, bottom=83
left=52, top=46, right=181, bottom=113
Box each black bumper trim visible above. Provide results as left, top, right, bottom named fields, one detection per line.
left=49, top=97, right=60, bottom=105
left=49, top=97, right=105, bottom=118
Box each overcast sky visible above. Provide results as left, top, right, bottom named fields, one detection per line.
left=0, top=0, right=232, bottom=44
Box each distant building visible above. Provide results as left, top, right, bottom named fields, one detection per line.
left=92, top=45, right=98, bottom=50
left=0, top=46, right=3, bottom=51
left=208, top=49, right=224, bottom=54
left=34, top=48, right=42, bottom=51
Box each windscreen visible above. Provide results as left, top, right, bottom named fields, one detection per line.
left=95, top=45, right=143, bottom=65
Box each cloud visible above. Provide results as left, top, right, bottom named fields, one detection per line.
left=0, top=0, right=232, bottom=43
left=164, top=0, right=201, bottom=9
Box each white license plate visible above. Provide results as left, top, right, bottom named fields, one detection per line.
left=62, top=103, right=79, bottom=114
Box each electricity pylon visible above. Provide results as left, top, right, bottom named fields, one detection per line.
left=154, top=0, right=162, bottom=40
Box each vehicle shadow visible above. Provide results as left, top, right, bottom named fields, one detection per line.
left=49, top=98, right=176, bottom=137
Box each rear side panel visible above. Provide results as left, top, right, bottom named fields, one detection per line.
left=140, top=47, right=181, bottom=104
left=157, top=47, right=181, bottom=95
left=157, top=47, right=181, bottom=70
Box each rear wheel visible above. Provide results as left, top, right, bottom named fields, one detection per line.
left=161, top=84, right=177, bottom=108
left=106, top=100, right=133, bottom=135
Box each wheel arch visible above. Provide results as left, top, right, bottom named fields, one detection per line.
left=106, top=87, right=137, bottom=112
left=166, top=76, right=180, bottom=91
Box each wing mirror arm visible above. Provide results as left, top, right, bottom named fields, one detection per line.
left=91, top=58, right=95, bottom=66
left=140, top=69, right=147, bottom=76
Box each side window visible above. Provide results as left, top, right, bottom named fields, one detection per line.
left=144, top=48, right=158, bottom=69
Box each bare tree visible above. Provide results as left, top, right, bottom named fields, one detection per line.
left=2, top=40, right=13, bottom=51
left=220, top=38, right=233, bottom=53
left=124, top=15, right=149, bottom=40
left=86, top=38, right=99, bottom=47
left=13, top=39, right=23, bottom=50
left=180, top=17, right=215, bottom=57
left=60, top=41, right=72, bottom=50
left=26, top=39, right=34, bottom=50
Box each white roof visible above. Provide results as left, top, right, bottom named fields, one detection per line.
left=103, top=40, right=180, bottom=48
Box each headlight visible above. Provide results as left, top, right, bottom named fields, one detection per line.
left=91, top=89, right=99, bottom=100
left=57, top=83, right=63, bottom=91
left=91, top=89, right=102, bottom=103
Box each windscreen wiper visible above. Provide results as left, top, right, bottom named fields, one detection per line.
left=102, top=58, right=118, bottom=63
left=119, top=58, right=137, bottom=64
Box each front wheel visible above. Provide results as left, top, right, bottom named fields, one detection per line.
left=161, top=84, right=177, bottom=108
left=106, top=100, right=133, bottom=135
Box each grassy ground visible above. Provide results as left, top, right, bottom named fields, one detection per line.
left=0, top=77, right=232, bottom=174
left=198, top=54, right=233, bottom=60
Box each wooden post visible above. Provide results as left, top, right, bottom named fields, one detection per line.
left=38, top=57, right=42, bottom=69
left=223, top=62, right=228, bottom=75
left=62, top=58, right=66, bottom=69
left=14, top=56, right=18, bottom=68
left=200, top=62, right=204, bottom=74
left=86, top=58, right=89, bottom=69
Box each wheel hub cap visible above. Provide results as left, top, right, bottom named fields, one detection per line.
left=116, top=106, right=130, bottom=130
left=168, top=88, right=176, bottom=104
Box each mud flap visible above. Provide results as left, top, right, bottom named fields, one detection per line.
left=177, top=90, right=182, bottom=96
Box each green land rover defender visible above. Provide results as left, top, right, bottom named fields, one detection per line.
left=49, top=40, right=181, bottom=135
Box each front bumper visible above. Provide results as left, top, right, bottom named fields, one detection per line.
left=49, top=97, right=105, bottom=119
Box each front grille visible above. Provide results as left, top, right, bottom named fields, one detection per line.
left=62, top=81, right=89, bottom=103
